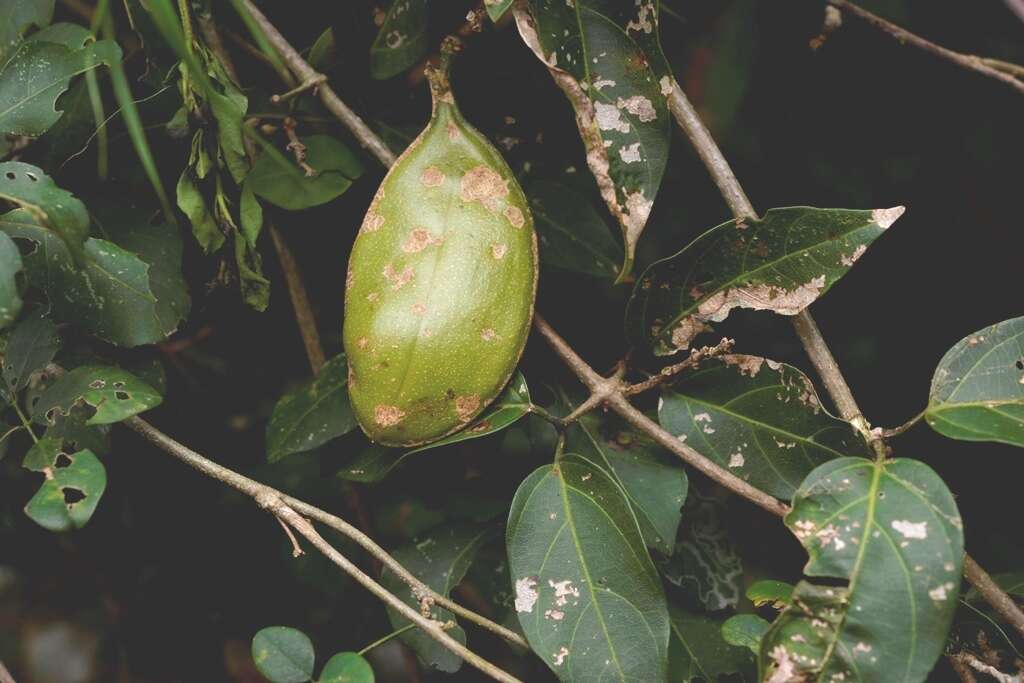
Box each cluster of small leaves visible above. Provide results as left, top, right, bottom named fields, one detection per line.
left=252, top=626, right=373, bottom=683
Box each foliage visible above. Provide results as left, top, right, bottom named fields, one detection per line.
left=1, top=1, right=1021, bottom=682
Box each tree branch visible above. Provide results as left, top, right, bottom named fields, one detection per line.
left=123, top=416, right=530, bottom=653
left=666, top=77, right=1024, bottom=639
left=828, top=0, right=1024, bottom=96
left=238, top=0, right=397, bottom=168
left=0, top=661, right=16, bottom=683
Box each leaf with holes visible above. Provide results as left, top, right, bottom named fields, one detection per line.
left=1, top=0, right=55, bottom=62
left=380, top=523, right=493, bottom=673
left=528, top=179, right=622, bottom=278
left=0, top=231, right=22, bottom=329
left=0, top=162, right=89, bottom=259
left=319, top=652, right=374, bottom=683
left=266, top=354, right=357, bottom=463
left=513, top=2, right=671, bottom=282
left=759, top=457, right=964, bottom=683
left=0, top=37, right=120, bottom=137
left=1, top=209, right=184, bottom=346
left=370, top=0, right=428, bottom=80
left=658, top=354, right=870, bottom=499
left=926, top=316, right=1024, bottom=448
left=507, top=454, right=670, bottom=682
left=669, top=607, right=753, bottom=682
left=657, top=484, right=743, bottom=611
left=339, top=372, right=530, bottom=482
left=2, top=311, right=58, bottom=394
left=561, top=391, right=687, bottom=555
left=22, top=436, right=106, bottom=532
left=251, top=626, right=315, bottom=683
left=627, top=206, right=904, bottom=355
left=247, top=135, right=363, bottom=210
left=721, top=614, right=771, bottom=654
left=32, top=365, right=161, bottom=425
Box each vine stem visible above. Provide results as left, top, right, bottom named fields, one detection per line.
left=666, top=78, right=1024, bottom=639
left=238, top=0, right=397, bottom=168
left=827, top=0, right=1024, bottom=96
left=359, top=623, right=417, bottom=656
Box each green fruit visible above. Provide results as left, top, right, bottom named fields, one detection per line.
left=343, top=58, right=538, bottom=447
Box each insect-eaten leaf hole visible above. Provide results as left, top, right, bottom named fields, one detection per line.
left=115, top=391, right=130, bottom=401
left=54, top=453, right=73, bottom=469
left=62, top=487, right=86, bottom=505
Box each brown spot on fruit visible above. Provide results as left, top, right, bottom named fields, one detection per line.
left=455, top=394, right=481, bottom=421
left=481, top=328, right=498, bottom=342
left=421, top=166, right=445, bottom=187
left=375, top=405, right=405, bottom=427
left=504, top=206, right=525, bottom=228
left=411, top=302, right=426, bottom=315
left=460, top=165, right=509, bottom=207
left=367, top=292, right=380, bottom=302
left=447, top=121, right=460, bottom=140
left=402, top=228, right=441, bottom=253
left=362, top=212, right=384, bottom=233
left=491, top=243, right=508, bottom=260
left=383, top=263, right=414, bottom=290
left=357, top=337, right=370, bottom=349
left=345, top=269, right=355, bottom=290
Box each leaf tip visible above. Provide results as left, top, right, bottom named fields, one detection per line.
left=872, top=205, right=905, bottom=229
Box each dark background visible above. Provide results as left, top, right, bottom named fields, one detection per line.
left=2, top=0, right=1022, bottom=681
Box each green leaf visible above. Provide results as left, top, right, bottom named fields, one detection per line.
left=746, top=579, right=793, bottom=609
left=562, top=392, right=687, bottom=555
left=176, top=169, right=223, bottom=253
left=2, top=311, right=58, bottom=393
left=239, top=183, right=263, bottom=247
left=926, top=316, right=1024, bottom=448
left=506, top=454, right=670, bottom=681
left=27, top=22, right=90, bottom=48
left=721, top=614, right=770, bottom=654
left=251, top=626, right=315, bottom=683
left=658, top=355, right=870, bottom=499
left=307, top=28, right=335, bottom=70
left=266, top=354, right=356, bottom=463
left=247, top=135, right=363, bottom=210
left=485, top=0, right=514, bottom=22
left=370, top=0, right=428, bottom=80
left=22, top=436, right=106, bottom=532
left=669, top=607, right=753, bottom=682
left=0, top=162, right=89, bottom=259
left=319, top=652, right=374, bottom=683
left=760, top=457, right=964, bottom=683
left=0, top=231, right=23, bottom=328
left=1, top=209, right=183, bottom=346
left=658, top=485, right=743, bottom=611
left=380, top=523, right=493, bottom=673
left=528, top=179, right=621, bottom=278
left=0, top=37, right=120, bottom=137
left=627, top=206, right=904, bottom=355
left=234, top=231, right=270, bottom=311
left=1, top=0, right=54, bottom=62
left=515, top=1, right=671, bottom=282
left=339, top=372, right=531, bottom=482
left=32, top=365, right=161, bottom=425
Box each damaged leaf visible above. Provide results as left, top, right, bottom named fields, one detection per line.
left=926, top=316, right=1024, bottom=448
left=627, top=206, right=904, bottom=355
left=339, top=372, right=531, bottom=482
left=266, top=354, right=357, bottom=463
left=22, top=436, right=106, bottom=532
left=0, top=162, right=90, bottom=260
left=32, top=365, right=161, bottom=425
left=658, top=355, right=871, bottom=499
left=721, top=613, right=771, bottom=654
left=528, top=179, right=622, bottom=278
left=507, top=454, right=670, bottom=682
left=759, top=457, right=963, bottom=683
left=513, top=2, right=671, bottom=282
left=2, top=312, right=59, bottom=394
left=562, top=390, right=688, bottom=555
left=246, top=135, right=363, bottom=211
left=0, top=231, right=22, bottom=329
left=370, top=0, right=428, bottom=80
left=485, top=0, right=514, bottom=22
left=380, top=523, right=493, bottom=673
left=669, top=607, right=753, bottom=682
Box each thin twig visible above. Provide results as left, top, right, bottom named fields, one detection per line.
left=949, top=654, right=980, bottom=683
left=828, top=0, right=1024, bottom=96
left=666, top=76, right=1024, bottom=639
left=622, top=337, right=734, bottom=396
left=239, top=0, right=397, bottom=167
left=951, top=651, right=1021, bottom=683
left=359, top=623, right=417, bottom=656
left=264, top=500, right=520, bottom=683
left=533, top=316, right=791, bottom=518
left=281, top=117, right=316, bottom=176
left=407, top=5, right=488, bottom=86
left=122, top=416, right=529, bottom=650
left=268, top=225, right=326, bottom=375
left=275, top=515, right=305, bottom=557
